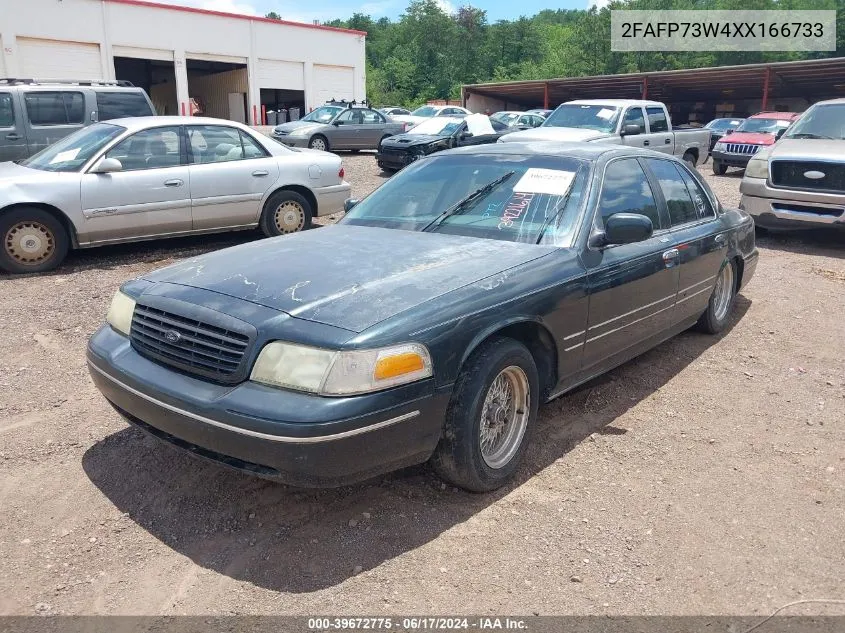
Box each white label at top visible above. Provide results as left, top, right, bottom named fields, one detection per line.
left=513, top=168, right=576, bottom=197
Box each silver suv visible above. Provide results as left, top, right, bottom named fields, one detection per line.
left=0, top=78, right=155, bottom=162
left=739, top=98, right=844, bottom=232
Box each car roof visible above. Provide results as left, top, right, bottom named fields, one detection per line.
left=565, top=99, right=665, bottom=108
left=442, top=141, right=662, bottom=161
left=811, top=97, right=845, bottom=106
left=749, top=111, right=802, bottom=119
left=99, top=116, right=256, bottom=133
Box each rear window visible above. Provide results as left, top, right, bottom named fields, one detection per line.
left=24, top=91, right=84, bottom=125
left=96, top=91, right=154, bottom=120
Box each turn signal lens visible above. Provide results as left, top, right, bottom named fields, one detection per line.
left=106, top=290, right=136, bottom=337
left=374, top=352, right=426, bottom=380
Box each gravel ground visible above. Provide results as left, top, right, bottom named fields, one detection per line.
left=1, top=152, right=843, bottom=617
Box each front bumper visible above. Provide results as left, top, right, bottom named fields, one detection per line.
left=272, top=134, right=310, bottom=148
left=314, top=182, right=352, bottom=217
left=87, top=326, right=449, bottom=487
left=711, top=149, right=760, bottom=168
left=375, top=149, right=415, bottom=170
left=740, top=177, right=845, bottom=230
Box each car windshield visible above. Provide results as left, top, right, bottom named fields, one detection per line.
left=492, top=113, right=519, bottom=125
left=301, top=106, right=343, bottom=123
left=407, top=118, right=462, bottom=135
left=340, top=153, right=589, bottom=246
left=707, top=119, right=743, bottom=131
left=783, top=104, right=845, bottom=140
left=411, top=106, right=439, bottom=117
left=541, top=104, right=621, bottom=133
left=737, top=117, right=793, bottom=134
left=20, top=123, right=125, bottom=172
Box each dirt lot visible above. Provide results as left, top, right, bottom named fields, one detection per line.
left=0, top=155, right=843, bottom=618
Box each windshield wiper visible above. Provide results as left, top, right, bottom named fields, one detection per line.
left=534, top=186, right=577, bottom=245
left=421, top=171, right=516, bottom=232
left=787, top=132, right=834, bottom=139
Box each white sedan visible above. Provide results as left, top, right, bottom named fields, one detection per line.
left=389, top=104, right=472, bottom=128
left=0, top=116, right=350, bottom=273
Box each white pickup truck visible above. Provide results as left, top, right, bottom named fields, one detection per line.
left=498, top=99, right=711, bottom=168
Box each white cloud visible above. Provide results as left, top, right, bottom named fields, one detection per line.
left=588, top=0, right=610, bottom=8
left=435, top=0, right=455, bottom=15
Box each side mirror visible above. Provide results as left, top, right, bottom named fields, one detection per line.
left=343, top=198, right=359, bottom=213
left=621, top=124, right=641, bottom=136
left=90, top=157, right=123, bottom=174
left=775, top=128, right=786, bottom=140
left=598, top=213, right=654, bottom=246
left=725, top=129, right=734, bottom=136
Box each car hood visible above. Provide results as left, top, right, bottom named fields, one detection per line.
left=142, top=224, right=554, bottom=333
left=381, top=133, right=449, bottom=148
left=0, top=161, right=47, bottom=183
left=720, top=132, right=776, bottom=146
left=273, top=120, right=322, bottom=134
left=498, top=127, right=610, bottom=143
left=767, top=138, right=845, bottom=160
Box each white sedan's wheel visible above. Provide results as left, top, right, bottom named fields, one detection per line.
left=259, top=190, right=313, bottom=238
left=5, top=221, right=55, bottom=265
left=273, top=200, right=306, bottom=234
left=0, top=208, right=69, bottom=274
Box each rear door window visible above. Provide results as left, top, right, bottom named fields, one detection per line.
left=646, top=106, right=669, bottom=133
left=24, top=91, right=85, bottom=125
left=96, top=91, right=154, bottom=120
left=0, top=93, right=14, bottom=127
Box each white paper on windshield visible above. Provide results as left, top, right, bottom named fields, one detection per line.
left=49, top=148, right=80, bottom=164
left=513, top=168, right=576, bottom=197
left=596, top=108, right=615, bottom=120
left=465, top=113, right=494, bottom=136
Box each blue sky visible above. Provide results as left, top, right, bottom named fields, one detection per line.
left=155, top=0, right=606, bottom=25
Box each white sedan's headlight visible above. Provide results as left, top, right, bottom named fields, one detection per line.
left=745, top=157, right=769, bottom=179
left=106, top=290, right=136, bottom=336
left=250, top=341, right=433, bottom=395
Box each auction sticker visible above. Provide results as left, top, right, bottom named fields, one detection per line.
left=513, top=168, right=575, bottom=196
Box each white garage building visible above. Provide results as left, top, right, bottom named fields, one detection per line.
left=0, top=0, right=367, bottom=124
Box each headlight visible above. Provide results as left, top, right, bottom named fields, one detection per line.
left=288, top=128, right=311, bottom=137
left=713, top=142, right=726, bottom=151
left=250, top=341, right=433, bottom=395
left=106, top=290, right=136, bottom=336
left=745, top=157, right=769, bottom=179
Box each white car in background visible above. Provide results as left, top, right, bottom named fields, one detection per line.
left=0, top=116, right=350, bottom=273
left=390, top=104, right=472, bottom=128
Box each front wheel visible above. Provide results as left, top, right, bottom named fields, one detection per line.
left=712, top=160, right=727, bottom=176
left=682, top=151, right=697, bottom=170
left=259, top=190, right=313, bottom=237
left=0, top=207, right=70, bottom=274
left=308, top=135, right=329, bottom=152
left=430, top=337, right=539, bottom=492
left=697, top=259, right=737, bottom=334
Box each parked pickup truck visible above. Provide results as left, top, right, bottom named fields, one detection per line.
left=498, top=99, right=711, bottom=168
left=739, top=98, right=845, bottom=233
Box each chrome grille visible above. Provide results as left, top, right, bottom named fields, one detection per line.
left=130, top=304, right=251, bottom=384
left=770, top=160, right=845, bottom=193
left=723, top=143, right=762, bottom=155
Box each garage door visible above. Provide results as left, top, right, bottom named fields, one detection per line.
left=257, top=59, right=304, bottom=91
left=313, top=65, right=354, bottom=106
left=17, top=38, right=103, bottom=80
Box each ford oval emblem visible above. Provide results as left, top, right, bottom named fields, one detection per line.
left=804, top=170, right=826, bottom=180
left=164, top=330, right=181, bottom=343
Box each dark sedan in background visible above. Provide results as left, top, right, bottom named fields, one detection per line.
left=88, top=143, right=757, bottom=493
left=375, top=114, right=509, bottom=171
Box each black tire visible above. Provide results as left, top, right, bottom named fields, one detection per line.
left=697, top=259, right=737, bottom=334
left=259, top=190, right=313, bottom=237
left=430, top=336, right=539, bottom=493
left=0, top=206, right=70, bottom=274
left=712, top=160, right=727, bottom=176
left=682, top=151, right=697, bottom=170
left=308, top=135, right=329, bottom=152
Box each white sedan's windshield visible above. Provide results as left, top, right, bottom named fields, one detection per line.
left=301, top=106, right=343, bottom=123
left=407, top=118, right=462, bottom=135
left=411, top=106, right=439, bottom=117
left=21, top=123, right=125, bottom=172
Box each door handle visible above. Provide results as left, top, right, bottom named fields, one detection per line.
left=662, top=249, right=679, bottom=266
left=643, top=140, right=650, bottom=146
left=665, top=138, right=671, bottom=144
left=714, top=233, right=726, bottom=245
left=252, top=170, right=269, bottom=177
left=5, top=133, right=21, bottom=140
left=164, top=179, right=183, bottom=187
